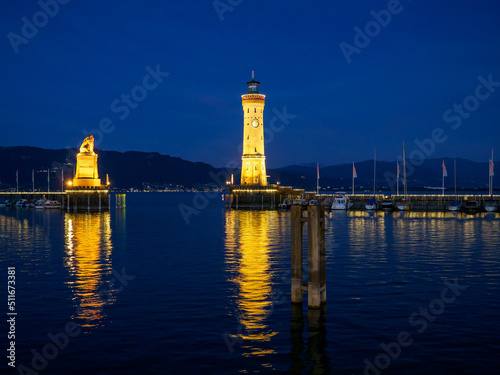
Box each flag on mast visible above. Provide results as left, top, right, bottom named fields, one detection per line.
left=489, top=159, right=495, bottom=176
left=353, top=163, right=357, bottom=178
left=442, top=160, right=448, bottom=177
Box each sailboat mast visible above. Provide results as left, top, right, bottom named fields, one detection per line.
left=491, top=149, right=494, bottom=196
left=454, top=158, right=457, bottom=198
left=373, top=148, right=376, bottom=196
left=403, top=141, right=406, bottom=198
left=352, top=162, right=355, bottom=196
left=397, top=162, right=399, bottom=196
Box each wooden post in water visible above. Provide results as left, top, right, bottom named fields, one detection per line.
left=307, top=205, right=326, bottom=308
left=291, top=204, right=326, bottom=309
left=291, top=205, right=304, bottom=304
left=319, top=208, right=326, bottom=304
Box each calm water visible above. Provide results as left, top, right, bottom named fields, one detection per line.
left=1, top=193, right=499, bottom=374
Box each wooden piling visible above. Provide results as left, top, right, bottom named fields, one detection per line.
left=291, top=205, right=304, bottom=304
left=291, top=204, right=326, bottom=309
left=307, top=205, right=325, bottom=309
left=319, top=208, right=326, bottom=304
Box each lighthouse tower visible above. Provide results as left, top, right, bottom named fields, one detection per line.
left=241, top=72, right=267, bottom=186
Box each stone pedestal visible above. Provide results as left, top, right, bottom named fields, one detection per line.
left=73, top=152, right=101, bottom=187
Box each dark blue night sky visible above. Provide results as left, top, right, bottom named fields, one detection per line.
left=1, top=0, right=499, bottom=168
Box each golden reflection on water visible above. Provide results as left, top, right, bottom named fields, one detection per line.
left=64, top=212, right=113, bottom=329
left=343, top=211, right=387, bottom=258
left=224, top=210, right=286, bottom=358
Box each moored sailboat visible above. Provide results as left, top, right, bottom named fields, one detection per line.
left=395, top=198, right=412, bottom=211
left=484, top=198, right=497, bottom=212
left=448, top=199, right=461, bottom=212
left=365, top=197, right=378, bottom=211
left=365, top=148, right=379, bottom=210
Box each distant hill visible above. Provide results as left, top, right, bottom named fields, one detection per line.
left=0, top=146, right=220, bottom=190
left=268, top=158, right=495, bottom=191
left=0, top=146, right=495, bottom=191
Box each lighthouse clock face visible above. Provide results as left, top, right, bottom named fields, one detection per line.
left=251, top=119, right=259, bottom=128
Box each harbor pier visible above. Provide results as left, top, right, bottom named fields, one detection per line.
left=225, top=185, right=304, bottom=209
left=298, top=192, right=499, bottom=212
left=341, top=193, right=499, bottom=211
left=0, top=189, right=111, bottom=211
left=0, top=191, right=65, bottom=205
left=224, top=188, right=499, bottom=212
left=65, top=188, right=110, bottom=211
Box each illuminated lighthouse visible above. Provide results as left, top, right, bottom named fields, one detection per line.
left=240, top=72, right=267, bottom=186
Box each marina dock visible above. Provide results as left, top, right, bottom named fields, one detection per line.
left=225, top=188, right=499, bottom=212
left=0, top=190, right=111, bottom=211
left=322, top=193, right=500, bottom=211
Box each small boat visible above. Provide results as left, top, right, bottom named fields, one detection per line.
left=292, top=199, right=308, bottom=207
left=332, top=193, right=353, bottom=210
left=35, top=199, right=61, bottom=209
left=447, top=199, right=461, bottom=212
left=5, top=200, right=14, bottom=207
left=365, top=149, right=378, bottom=211
left=365, top=197, right=378, bottom=211
left=381, top=197, right=394, bottom=212
left=14, top=199, right=28, bottom=208
left=279, top=199, right=292, bottom=210
left=484, top=197, right=497, bottom=212
left=45, top=200, right=61, bottom=209
left=309, top=199, right=320, bottom=206
left=464, top=200, right=480, bottom=214
left=0, top=198, right=6, bottom=207
left=395, top=198, right=412, bottom=211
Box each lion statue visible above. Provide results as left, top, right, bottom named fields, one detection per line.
left=79, top=135, right=95, bottom=154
